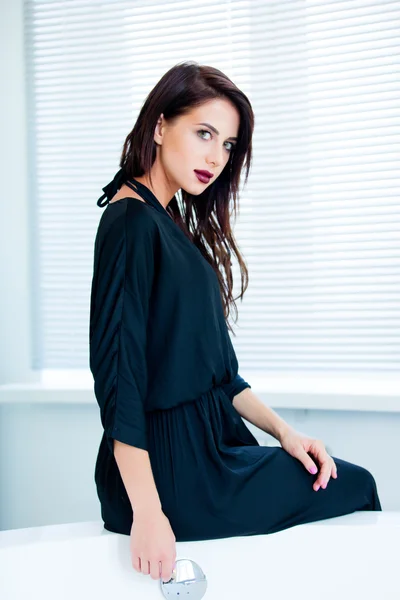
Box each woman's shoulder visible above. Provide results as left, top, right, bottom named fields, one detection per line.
left=94, top=200, right=161, bottom=273
left=108, top=183, right=147, bottom=204
left=99, top=197, right=159, bottom=236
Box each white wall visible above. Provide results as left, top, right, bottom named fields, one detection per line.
left=0, top=0, right=398, bottom=532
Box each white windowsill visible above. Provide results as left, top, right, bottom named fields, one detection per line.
left=0, top=370, right=399, bottom=412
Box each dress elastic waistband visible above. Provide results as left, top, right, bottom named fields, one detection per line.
left=145, top=382, right=229, bottom=415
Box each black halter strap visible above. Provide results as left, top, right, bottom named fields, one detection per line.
left=124, top=179, right=172, bottom=219
left=97, top=167, right=127, bottom=207
left=97, top=168, right=172, bottom=220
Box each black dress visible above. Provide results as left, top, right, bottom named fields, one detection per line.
left=89, top=171, right=382, bottom=542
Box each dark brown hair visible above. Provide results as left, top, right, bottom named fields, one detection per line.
left=119, top=60, right=254, bottom=335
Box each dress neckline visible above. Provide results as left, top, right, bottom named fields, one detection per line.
left=125, top=179, right=174, bottom=221
left=97, top=168, right=173, bottom=222
left=99, top=173, right=217, bottom=275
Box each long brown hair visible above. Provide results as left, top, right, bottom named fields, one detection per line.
left=120, top=61, right=254, bottom=335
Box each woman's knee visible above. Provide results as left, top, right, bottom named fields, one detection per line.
left=334, top=457, right=381, bottom=511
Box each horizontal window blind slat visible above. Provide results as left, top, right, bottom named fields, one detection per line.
left=26, top=0, right=400, bottom=372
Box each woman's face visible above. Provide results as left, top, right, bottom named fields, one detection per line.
left=154, top=98, right=240, bottom=196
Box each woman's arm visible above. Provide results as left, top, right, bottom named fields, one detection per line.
left=232, top=387, right=291, bottom=442
left=113, top=440, right=163, bottom=514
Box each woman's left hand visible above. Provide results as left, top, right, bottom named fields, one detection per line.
left=278, top=427, right=338, bottom=491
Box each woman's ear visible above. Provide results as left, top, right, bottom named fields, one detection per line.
left=154, top=113, right=165, bottom=145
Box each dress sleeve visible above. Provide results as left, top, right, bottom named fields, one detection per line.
left=221, top=373, right=251, bottom=403
left=90, top=208, right=156, bottom=455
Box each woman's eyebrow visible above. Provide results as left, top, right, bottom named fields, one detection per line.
left=195, top=122, right=238, bottom=141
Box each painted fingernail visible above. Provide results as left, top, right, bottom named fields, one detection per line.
left=309, top=466, right=317, bottom=474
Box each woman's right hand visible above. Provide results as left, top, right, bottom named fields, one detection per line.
left=130, top=506, right=177, bottom=583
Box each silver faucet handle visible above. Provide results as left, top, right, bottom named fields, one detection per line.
left=160, top=558, right=208, bottom=599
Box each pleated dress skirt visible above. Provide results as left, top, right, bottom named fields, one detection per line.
left=95, top=384, right=382, bottom=542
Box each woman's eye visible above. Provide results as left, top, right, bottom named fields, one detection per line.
left=197, top=130, right=235, bottom=152
left=198, top=129, right=212, bottom=140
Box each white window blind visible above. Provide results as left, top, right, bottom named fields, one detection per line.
left=25, top=0, right=400, bottom=376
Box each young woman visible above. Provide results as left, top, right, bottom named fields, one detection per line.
left=89, top=61, right=382, bottom=583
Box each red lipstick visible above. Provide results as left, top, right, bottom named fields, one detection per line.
left=194, top=170, right=213, bottom=183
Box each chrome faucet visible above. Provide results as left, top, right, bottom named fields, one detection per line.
left=160, top=559, right=208, bottom=598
